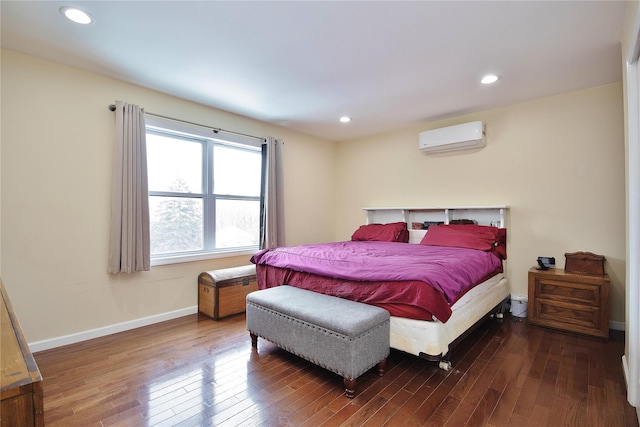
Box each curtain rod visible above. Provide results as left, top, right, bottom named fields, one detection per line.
left=108, top=104, right=265, bottom=142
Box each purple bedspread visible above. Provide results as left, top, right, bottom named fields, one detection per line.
left=251, top=241, right=502, bottom=303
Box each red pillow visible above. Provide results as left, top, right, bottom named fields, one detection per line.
left=420, top=224, right=507, bottom=259
left=351, top=222, right=409, bottom=243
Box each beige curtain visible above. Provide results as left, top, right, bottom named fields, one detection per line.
left=261, top=137, right=284, bottom=249
left=108, top=101, right=150, bottom=273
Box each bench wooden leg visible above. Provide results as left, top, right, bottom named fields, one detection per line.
left=343, top=377, right=357, bottom=398
left=377, top=358, right=387, bottom=376
left=344, top=358, right=386, bottom=398
left=250, top=332, right=258, bottom=348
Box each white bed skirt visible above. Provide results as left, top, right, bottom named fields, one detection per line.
left=390, top=274, right=510, bottom=358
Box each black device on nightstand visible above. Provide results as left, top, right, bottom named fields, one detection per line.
left=536, top=256, right=555, bottom=270
left=536, top=259, right=549, bottom=270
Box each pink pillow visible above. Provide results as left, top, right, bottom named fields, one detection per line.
left=351, top=222, right=409, bottom=243
left=420, top=224, right=507, bottom=259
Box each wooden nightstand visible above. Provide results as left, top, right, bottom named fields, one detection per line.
left=527, top=267, right=610, bottom=339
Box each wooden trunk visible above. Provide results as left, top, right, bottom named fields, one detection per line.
left=564, top=251, right=605, bottom=276
left=198, top=265, right=257, bottom=320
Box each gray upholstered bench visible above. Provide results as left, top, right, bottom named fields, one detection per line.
left=246, top=285, right=390, bottom=398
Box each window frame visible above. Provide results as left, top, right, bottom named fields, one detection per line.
left=145, top=116, right=263, bottom=266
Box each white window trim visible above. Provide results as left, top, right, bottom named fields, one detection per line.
left=146, top=115, right=263, bottom=264
left=150, top=248, right=259, bottom=266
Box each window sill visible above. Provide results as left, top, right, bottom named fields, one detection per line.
left=151, top=248, right=259, bottom=266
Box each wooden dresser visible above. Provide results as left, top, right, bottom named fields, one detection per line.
left=1, top=279, right=43, bottom=426
left=527, top=267, right=610, bottom=339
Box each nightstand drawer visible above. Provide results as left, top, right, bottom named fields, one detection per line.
left=533, top=298, right=601, bottom=331
left=534, top=278, right=601, bottom=307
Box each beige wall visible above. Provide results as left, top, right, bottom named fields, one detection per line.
left=0, top=49, right=337, bottom=343
left=335, top=83, right=626, bottom=324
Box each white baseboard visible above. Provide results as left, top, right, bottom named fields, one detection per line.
left=29, top=306, right=198, bottom=353
left=610, top=320, right=626, bottom=331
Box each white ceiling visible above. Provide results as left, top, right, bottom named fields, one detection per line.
left=0, top=1, right=628, bottom=142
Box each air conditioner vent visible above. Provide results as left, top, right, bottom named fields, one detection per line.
left=419, top=121, right=485, bottom=154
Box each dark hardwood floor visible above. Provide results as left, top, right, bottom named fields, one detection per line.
left=34, top=313, right=637, bottom=426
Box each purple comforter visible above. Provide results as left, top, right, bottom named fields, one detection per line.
left=251, top=241, right=502, bottom=303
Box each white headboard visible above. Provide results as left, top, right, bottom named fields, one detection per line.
left=362, top=205, right=509, bottom=244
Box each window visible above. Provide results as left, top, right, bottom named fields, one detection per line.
left=145, top=118, right=263, bottom=264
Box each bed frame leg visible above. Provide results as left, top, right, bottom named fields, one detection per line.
left=490, top=297, right=510, bottom=320
left=250, top=332, right=258, bottom=348
left=438, top=359, right=452, bottom=371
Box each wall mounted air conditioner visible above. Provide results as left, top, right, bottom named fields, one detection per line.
left=419, top=121, right=485, bottom=154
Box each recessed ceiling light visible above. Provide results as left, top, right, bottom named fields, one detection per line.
left=481, top=74, right=499, bottom=85
left=339, top=116, right=352, bottom=123
left=60, top=6, right=94, bottom=25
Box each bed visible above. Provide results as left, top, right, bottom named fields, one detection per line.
left=250, top=206, right=510, bottom=367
